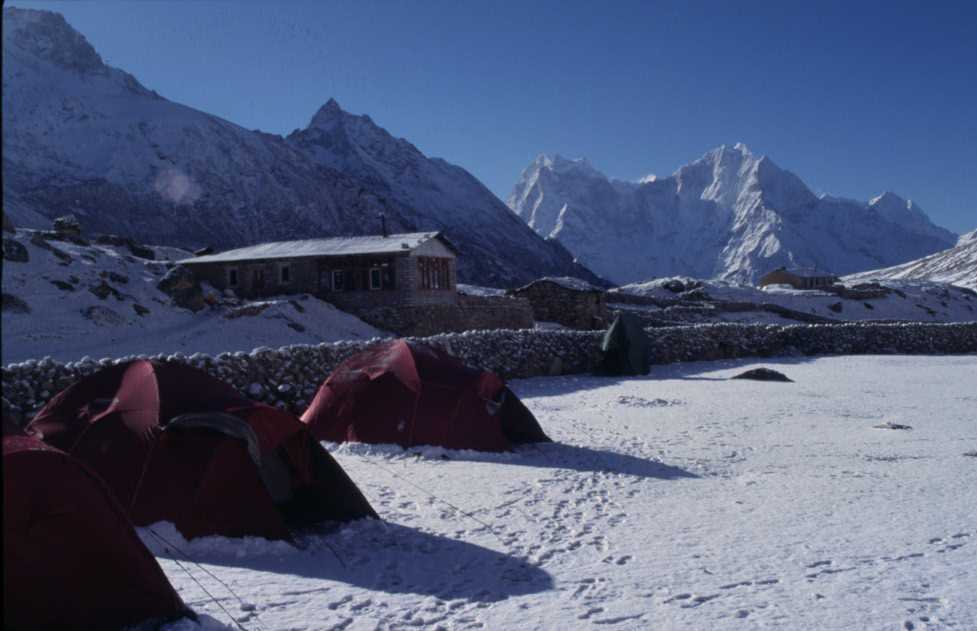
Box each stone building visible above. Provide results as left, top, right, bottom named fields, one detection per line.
left=181, top=231, right=459, bottom=311
left=509, top=277, right=608, bottom=330
left=181, top=231, right=536, bottom=336
left=758, top=267, right=839, bottom=290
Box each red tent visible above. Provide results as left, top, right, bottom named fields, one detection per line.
left=301, top=340, right=550, bottom=451
left=28, top=360, right=376, bottom=541
left=3, top=430, right=191, bottom=630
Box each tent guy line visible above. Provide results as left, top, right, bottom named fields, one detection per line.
left=151, top=534, right=250, bottom=631
left=146, top=526, right=265, bottom=631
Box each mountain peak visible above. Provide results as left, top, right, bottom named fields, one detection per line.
left=306, top=98, right=379, bottom=134
left=535, top=154, right=604, bottom=179
left=2, top=7, right=105, bottom=75
left=869, top=192, right=930, bottom=221
left=704, top=143, right=755, bottom=162
left=308, top=98, right=347, bottom=129
left=870, top=191, right=910, bottom=209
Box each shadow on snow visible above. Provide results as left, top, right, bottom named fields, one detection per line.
left=511, top=355, right=822, bottom=395
left=151, top=519, right=554, bottom=603
left=509, top=442, right=697, bottom=480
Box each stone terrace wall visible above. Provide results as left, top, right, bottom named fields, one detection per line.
left=511, top=282, right=608, bottom=329
left=3, top=322, right=975, bottom=420
left=358, top=295, right=534, bottom=337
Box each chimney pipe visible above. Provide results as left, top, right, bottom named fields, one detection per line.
left=379, top=212, right=388, bottom=237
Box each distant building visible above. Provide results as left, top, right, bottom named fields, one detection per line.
left=180, top=231, right=459, bottom=311
left=509, top=277, right=608, bottom=330
left=758, top=267, right=839, bottom=290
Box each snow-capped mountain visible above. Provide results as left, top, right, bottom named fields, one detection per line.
left=1, top=8, right=596, bottom=287
left=285, top=100, right=596, bottom=286
left=508, top=144, right=958, bottom=284
left=844, top=228, right=977, bottom=290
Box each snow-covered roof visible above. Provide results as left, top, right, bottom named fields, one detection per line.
left=181, top=232, right=448, bottom=264
left=764, top=267, right=838, bottom=278
left=517, top=276, right=602, bottom=292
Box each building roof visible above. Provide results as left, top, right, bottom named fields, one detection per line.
left=514, top=276, right=602, bottom=293
left=762, top=267, right=838, bottom=279
left=180, top=232, right=454, bottom=265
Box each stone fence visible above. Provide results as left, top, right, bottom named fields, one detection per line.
left=357, top=294, right=534, bottom=337
left=3, top=322, right=975, bottom=420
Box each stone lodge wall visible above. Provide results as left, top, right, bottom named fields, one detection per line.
left=356, top=294, right=534, bottom=337
left=511, top=282, right=608, bottom=330
left=3, top=322, right=975, bottom=421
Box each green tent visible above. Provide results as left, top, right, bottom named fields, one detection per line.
left=594, top=312, right=650, bottom=376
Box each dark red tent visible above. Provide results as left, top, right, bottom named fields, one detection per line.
left=3, top=430, right=191, bottom=630
left=28, top=360, right=376, bottom=541
left=301, top=340, right=550, bottom=451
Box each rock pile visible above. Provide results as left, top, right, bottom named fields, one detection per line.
left=156, top=265, right=205, bottom=312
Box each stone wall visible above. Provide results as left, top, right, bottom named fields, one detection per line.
left=356, top=295, right=534, bottom=337
left=511, top=281, right=608, bottom=329
left=3, top=322, right=975, bottom=421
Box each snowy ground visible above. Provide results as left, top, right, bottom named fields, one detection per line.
left=146, top=355, right=977, bottom=631
left=613, top=277, right=977, bottom=324
left=1, top=230, right=385, bottom=363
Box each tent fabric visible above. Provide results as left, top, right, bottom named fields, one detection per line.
left=302, top=339, right=550, bottom=451
left=3, top=433, right=190, bottom=630
left=28, top=360, right=376, bottom=541
left=595, top=312, right=651, bottom=376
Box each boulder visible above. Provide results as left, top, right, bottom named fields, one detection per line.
left=127, top=241, right=156, bottom=260
left=731, top=367, right=793, bottom=382
left=2, top=238, right=29, bottom=263
left=1, top=293, right=31, bottom=314
left=157, top=265, right=205, bottom=312
left=100, top=270, right=129, bottom=284
left=53, top=214, right=82, bottom=237
left=662, top=279, right=685, bottom=293
left=88, top=281, right=122, bottom=301
left=81, top=305, right=126, bottom=326
left=93, top=233, right=130, bottom=246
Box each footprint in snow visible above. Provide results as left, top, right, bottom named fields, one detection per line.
left=615, top=395, right=683, bottom=408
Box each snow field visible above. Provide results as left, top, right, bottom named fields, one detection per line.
left=145, top=355, right=976, bottom=630
left=1, top=231, right=385, bottom=364
left=614, top=277, right=977, bottom=323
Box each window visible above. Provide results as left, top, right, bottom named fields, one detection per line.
left=252, top=269, right=265, bottom=288
left=227, top=267, right=238, bottom=287
left=332, top=270, right=345, bottom=291
left=369, top=268, right=382, bottom=290
left=279, top=263, right=291, bottom=285
left=419, top=257, right=451, bottom=290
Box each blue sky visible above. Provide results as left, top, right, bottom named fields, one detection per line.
left=12, top=0, right=977, bottom=232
